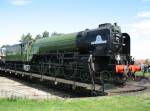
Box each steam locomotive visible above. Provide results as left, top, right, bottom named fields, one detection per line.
left=0, top=23, right=140, bottom=93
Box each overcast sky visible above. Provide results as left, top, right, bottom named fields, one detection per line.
left=0, top=0, right=150, bottom=59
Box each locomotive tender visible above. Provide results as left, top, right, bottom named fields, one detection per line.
left=1, top=23, right=140, bottom=93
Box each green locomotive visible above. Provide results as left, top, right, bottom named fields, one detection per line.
left=5, top=23, right=132, bottom=88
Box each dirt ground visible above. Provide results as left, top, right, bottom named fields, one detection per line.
left=0, top=74, right=149, bottom=99
left=0, top=75, right=71, bottom=99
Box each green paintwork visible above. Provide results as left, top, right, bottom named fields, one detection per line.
left=5, top=33, right=78, bottom=62
left=32, top=33, right=78, bottom=55
left=5, top=44, right=23, bottom=61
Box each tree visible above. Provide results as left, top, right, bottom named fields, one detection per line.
left=144, top=58, right=149, bottom=65
left=51, top=32, right=62, bottom=36
left=42, top=31, right=49, bottom=38
left=35, top=34, right=42, bottom=40
left=20, top=33, right=32, bottom=43
left=51, top=32, right=58, bottom=36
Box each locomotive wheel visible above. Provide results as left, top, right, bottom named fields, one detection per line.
left=99, top=70, right=112, bottom=83
left=80, top=72, right=90, bottom=82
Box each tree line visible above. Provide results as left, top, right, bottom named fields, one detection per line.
left=1, top=31, right=61, bottom=48
left=20, top=30, right=50, bottom=43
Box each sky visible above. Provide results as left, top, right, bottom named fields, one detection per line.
left=0, top=0, right=150, bottom=59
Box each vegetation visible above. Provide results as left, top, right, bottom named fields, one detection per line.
left=0, top=93, right=150, bottom=111
left=21, top=31, right=51, bottom=41
left=20, top=33, right=33, bottom=43
left=1, top=31, right=60, bottom=45
left=135, top=71, right=150, bottom=77
left=144, top=59, right=149, bottom=65
left=35, top=34, right=42, bottom=40
left=42, top=30, right=49, bottom=38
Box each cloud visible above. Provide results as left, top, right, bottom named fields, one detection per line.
left=129, top=19, right=150, bottom=37
left=137, top=11, right=150, bottom=18
left=127, top=19, right=150, bottom=59
left=11, top=0, right=31, bottom=6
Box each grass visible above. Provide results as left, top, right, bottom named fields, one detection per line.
left=0, top=93, right=150, bottom=111
left=135, top=71, right=150, bottom=77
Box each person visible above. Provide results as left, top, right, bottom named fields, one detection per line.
left=143, top=64, right=148, bottom=76
left=148, top=64, right=150, bottom=73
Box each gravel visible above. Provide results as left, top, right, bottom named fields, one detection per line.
left=0, top=74, right=149, bottom=99
left=0, top=75, right=70, bottom=99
